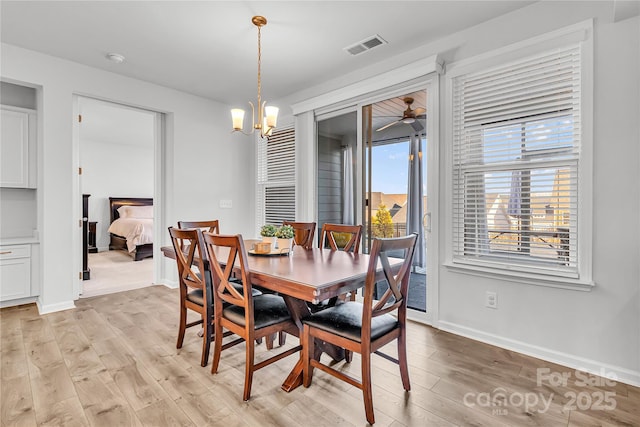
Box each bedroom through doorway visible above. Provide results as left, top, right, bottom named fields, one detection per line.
left=77, top=97, right=157, bottom=298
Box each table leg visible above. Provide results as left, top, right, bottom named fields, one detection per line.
left=280, top=295, right=345, bottom=392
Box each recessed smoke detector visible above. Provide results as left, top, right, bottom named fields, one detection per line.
left=344, top=34, right=387, bottom=56
left=106, top=53, right=125, bottom=64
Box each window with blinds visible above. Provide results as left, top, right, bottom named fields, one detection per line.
left=452, top=45, right=581, bottom=276
left=256, top=126, right=296, bottom=228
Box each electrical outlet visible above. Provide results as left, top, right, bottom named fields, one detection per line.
left=485, top=291, right=498, bottom=309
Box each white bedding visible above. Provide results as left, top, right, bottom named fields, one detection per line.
left=108, top=218, right=154, bottom=252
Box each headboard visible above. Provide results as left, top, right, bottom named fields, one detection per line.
left=109, top=197, right=153, bottom=223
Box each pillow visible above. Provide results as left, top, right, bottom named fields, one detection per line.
left=118, top=205, right=153, bottom=219
left=117, top=205, right=131, bottom=218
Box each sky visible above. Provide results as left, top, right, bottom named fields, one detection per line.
left=370, top=139, right=427, bottom=194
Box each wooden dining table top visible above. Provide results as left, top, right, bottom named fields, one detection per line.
left=161, top=243, right=402, bottom=304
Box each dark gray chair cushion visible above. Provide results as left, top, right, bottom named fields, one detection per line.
left=223, top=294, right=292, bottom=329
left=228, top=278, right=262, bottom=297
left=186, top=289, right=204, bottom=306
left=302, top=301, right=398, bottom=343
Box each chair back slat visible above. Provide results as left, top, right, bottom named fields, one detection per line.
left=320, top=223, right=363, bottom=252
left=203, top=233, right=253, bottom=311
left=363, top=234, right=417, bottom=326
left=283, top=221, right=316, bottom=249
left=168, top=227, right=208, bottom=292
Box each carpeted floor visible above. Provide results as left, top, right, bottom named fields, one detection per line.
left=81, top=250, right=154, bottom=298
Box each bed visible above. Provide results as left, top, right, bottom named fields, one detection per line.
left=108, top=197, right=154, bottom=261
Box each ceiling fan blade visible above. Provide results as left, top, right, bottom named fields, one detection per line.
left=376, top=119, right=401, bottom=132
left=410, top=120, right=424, bottom=132
left=413, top=107, right=426, bottom=116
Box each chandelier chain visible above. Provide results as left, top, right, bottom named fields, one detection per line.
left=257, top=25, right=262, bottom=112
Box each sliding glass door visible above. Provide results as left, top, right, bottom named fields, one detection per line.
left=316, top=110, right=357, bottom=241
left=313, top=88, right=432, bottom=318
left=363, top=91, right=427, bottom=313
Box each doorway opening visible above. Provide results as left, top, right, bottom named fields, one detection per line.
left=77, top=97, right=158, bottom=298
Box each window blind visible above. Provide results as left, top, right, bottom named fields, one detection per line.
left=256, top=126, right=296, bottom=228
left=452, top=45, right=580, bottom=275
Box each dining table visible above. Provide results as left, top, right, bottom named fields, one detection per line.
left=161, top=241, right=403, bottom=392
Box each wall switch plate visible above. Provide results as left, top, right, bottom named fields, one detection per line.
left=485, top=291, right=498, bottom=309
left=219, top=199, right=233, bottom=209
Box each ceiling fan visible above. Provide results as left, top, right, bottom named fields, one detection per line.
left=375, top=97, right=426, bottom=132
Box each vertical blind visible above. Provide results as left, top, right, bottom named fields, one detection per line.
left=452, top=45, right=581, bottom=275
left=256, top=126, right=296, bottom=228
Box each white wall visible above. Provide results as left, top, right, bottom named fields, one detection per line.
left=1, top=43, right=255, bottom=313
left=81, top=138, right=154, bottom=250
left=285, top=2, right=640, bottom=385
left=435, top=1, right=640, bottom=386
left=0, top=188, right=37, bottom=239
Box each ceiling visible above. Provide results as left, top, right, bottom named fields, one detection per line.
left=1, top=1, right=537, bottom=106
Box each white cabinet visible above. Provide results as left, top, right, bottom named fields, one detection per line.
left=0, top=245, right=31, bottom=301
left=1, top=106, right=37, bottom=188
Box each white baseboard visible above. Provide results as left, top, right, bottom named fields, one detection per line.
left=36, top=299, right=76, bottom=315
left=438, top=320, right=640, bottom=388
left=160, top=279, right=178, bottom=289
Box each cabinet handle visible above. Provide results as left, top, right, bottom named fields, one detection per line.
left=0, top=251, right=12, bottom=255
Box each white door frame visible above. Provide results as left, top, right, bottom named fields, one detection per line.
left=356, top=78, right=439, bottom=326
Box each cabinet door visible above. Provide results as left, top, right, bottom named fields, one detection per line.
left=1, top=108, right=30, bottom=188
left=0, top=258, right=31, bottom=301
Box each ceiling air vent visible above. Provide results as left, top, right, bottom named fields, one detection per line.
left=344, top=34, right=387, bottom=56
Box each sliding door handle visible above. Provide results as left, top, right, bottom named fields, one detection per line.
left=423, top=212, right=431, bottom=232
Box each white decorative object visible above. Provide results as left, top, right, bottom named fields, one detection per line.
left=277, top=238, right=294, bottom=251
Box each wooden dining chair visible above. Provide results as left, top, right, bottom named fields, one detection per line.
left=319, top=223, right=362, bottom=253
left=180, top=219, right=258, bottom=298
left=177, top=220, right=220, bottom=250
left=203, top=233, right=301, bottom=401
left=168, top=226, right=213, bottom=367
left=302, top=233, right=417, bottom=425
left=317, top=223, right=364, bottom=314
left=283, top=221, right=316, bottom=249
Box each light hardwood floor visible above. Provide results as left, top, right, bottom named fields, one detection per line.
left=1, top=285, right=638, bottom=426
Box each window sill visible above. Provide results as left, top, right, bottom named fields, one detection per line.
left=443, top=261, right=594, bottom=291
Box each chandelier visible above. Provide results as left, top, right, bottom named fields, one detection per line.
left=231, top=16, right=278, bottom=139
